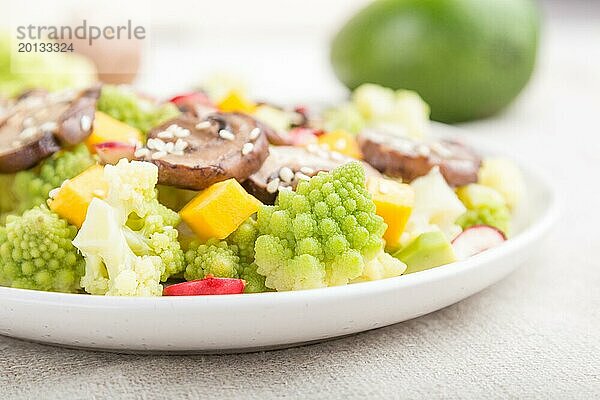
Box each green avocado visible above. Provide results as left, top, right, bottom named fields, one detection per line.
left=331, top=0, right=540, bottom=123
left=393, top=231, right=456, bottom=274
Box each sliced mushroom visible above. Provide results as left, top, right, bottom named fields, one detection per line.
left=243, top=145, right=381, bottom=204
left=358, top=129, right=481, bottom=187
left=0, top=86, right=101, bottom=173
left=141, top=113, right=269, bottom=190
left=56, top=86, right=101, bottom=145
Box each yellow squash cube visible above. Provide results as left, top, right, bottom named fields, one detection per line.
left=85, top=111, right=142, bottom=152
left=49, top=165, right=108, bottom=228
left=317, top=130, right=362, bottom=159
left=367, top=177, right=415, bottom=247
left=180, top=179, right=261, bottom=241
left=217, top=91, right=257, bottom=114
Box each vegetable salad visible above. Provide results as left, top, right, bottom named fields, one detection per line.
left=0, top=82, right=524, bottom=296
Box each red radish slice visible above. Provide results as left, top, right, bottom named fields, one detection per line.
left=95, top=142, right=136, bottom=165
left=288, top=128, right=320, bottom=146
left=452, top=225, right=506, bottom=260
left=163, top=276, right=246, bottom=296
left=169, top=92, right=213, bottom=108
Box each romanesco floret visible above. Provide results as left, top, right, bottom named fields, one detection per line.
left=0, top=206, right=84, bottom=292
left=183, top=217, right=269, bottom=293
left=12, top=144, right=95, bottom=214
left=73, top=160, right=184, bottom=296
left=456, top=184, right=511, bottom=235
left=97, top=85, right=181, bottom=134
left=185, top=239, right=240, bottom=280
left=253, top=162, right=387, bottom=291
left=0, top=174, right=18, bottom=222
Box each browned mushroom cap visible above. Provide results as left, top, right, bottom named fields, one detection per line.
left=243, top=145, right=381, bottom=204
left=358, top=129, right=481, bottom=187
left=56, top=86, right=101, bottom=145
left=0, top=87, right=100, bottom=173
left=142, top=113, right=269, bottom=190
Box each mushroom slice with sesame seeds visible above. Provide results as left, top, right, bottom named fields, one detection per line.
left=243, top=146, right=381, bottom=205
left=358, top=128, right=481, bottom=187
left=142, top=112, right=269, bottom=190
left=0, top=86, right=101, bottom=173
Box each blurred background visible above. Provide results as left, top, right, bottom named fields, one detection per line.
left=1, top=0, right=598, bottom=111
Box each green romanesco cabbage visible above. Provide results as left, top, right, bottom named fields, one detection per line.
left=12, top=144, right=95, bottom=214
left=253, top=162, right=387, bottom=291
left=97, top=85, right=180, bottom=134
left=0, top=174, right=18, bottom=222
left=184, top=218, right=268, bottom=293
left=0, top=206, right=85, bottom=292
left=73, top=160, right=184, bottom=296
left=456, top=184, right=511, bottom=235
left=185, top=239, right=240, bottom=280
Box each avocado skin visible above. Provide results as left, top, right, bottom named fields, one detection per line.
left=331, top=0, right=540, bottom=123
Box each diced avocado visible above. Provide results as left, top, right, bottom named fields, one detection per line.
left=393, top=231, right=456, bottom=274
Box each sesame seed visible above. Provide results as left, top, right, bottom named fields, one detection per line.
left=80, top=115, right=92, bottom=132
left=48, top=188, right=60, bottom=199
left=242, top=142, right=254, bottom=155
left=170, top=150, right=184, bottom=156
left=165, top=142, right=175, bottom=153
left=300, top=167, right=314, bottom=175
left=39, top=122, right=58, bottom=132
left=174, top=139, right=188, bottom=152
left=176, top=129, right=191, bottom=138
left=335, top=139, right=346, bottom=150
left=266, top=178, right=280, bottom=194
left=195, top=121, right=212, bottom=130
left=153, top=139, right=166, bottom=152
left=167, top=124, right=179, bottom=132
left=151, top=151, right=167, bottom=160
left=134, top=148, right=150, bottom=158
left=219, top=129, right=235, bottom=141
left=278, top=185, right=292, bottom=192
left=157, top=131, right=174, bottom=139
left=19, top=127, right=38, bottom=139
left=279, top=167, right=294, bottom=183
left=249, top=127, right=261, bottom=140
left=295, top=172, right=311, bottom=181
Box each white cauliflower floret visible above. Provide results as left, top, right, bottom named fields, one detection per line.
left=352, top=250, right=407, bottom=283
left=478, top=157, right=525, bottom=209
left=352, top=83, right=430, bottom=139
left=72, top=160, right=184, bottom=296
left=74, top=198, right=163, bottom=296
left=104, top=159, right=159, bottom=223
left=401, top=167, right=466, bottom=246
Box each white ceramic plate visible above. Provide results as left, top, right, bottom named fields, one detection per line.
left=0, top=124, right=558, bottom=353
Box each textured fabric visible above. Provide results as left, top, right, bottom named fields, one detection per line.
left=1, top=2, right=599, bottom=398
